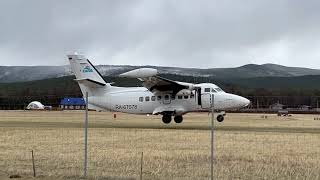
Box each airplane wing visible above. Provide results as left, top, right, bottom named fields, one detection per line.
left=119, top=68, right=198, bottom=96
left=141, top=76, right=189, bottom=95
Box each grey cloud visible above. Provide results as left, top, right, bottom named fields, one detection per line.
left=0, top=0, right=320, bottom=68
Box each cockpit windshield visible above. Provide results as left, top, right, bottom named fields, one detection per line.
left=215, top=88, right=224, bottom=92
left=203, top=84, right=225, bottom=93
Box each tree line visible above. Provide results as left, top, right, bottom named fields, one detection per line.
left=1, top=74, right=320, bottom=109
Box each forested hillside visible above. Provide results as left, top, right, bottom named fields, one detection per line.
left=1, top=74, right=320, bottom=109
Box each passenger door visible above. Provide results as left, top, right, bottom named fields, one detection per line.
left=201, top=93, right=212, bottom=109
left=201, top=87, right=213, bottom=109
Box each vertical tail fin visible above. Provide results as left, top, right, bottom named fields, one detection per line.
left=68, top=54, right=106, bottom=85
left=68, top=54, right=110, bottom=97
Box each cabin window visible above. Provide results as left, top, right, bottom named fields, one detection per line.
left=184, top=95, right=188, bottom=99
left=178, top=96, right=183, bottom=99
left=151, top=96, right=156, bottom=101
left=139, top=97, right=143, bottom=102
left=145, top=96, right=150, bottom=101
left=190, top=94, right=194, bottom=98
left=164, top=95, right=170, bottom=100
left=204, top=88, right=211, bottom=92
left=171, top=95, right=175, bottom=100
left=157, top=96, right=162, bottom=100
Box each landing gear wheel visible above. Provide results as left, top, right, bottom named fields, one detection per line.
left=217, top=115, right=224, bottom=122
left=162, top=115, right=172, bottom=124
left=174, top=116, right=183, bottom=123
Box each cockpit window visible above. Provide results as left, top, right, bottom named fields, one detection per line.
left=215, top=88, right=224, bottom=92
left=211, top=88, right=217, bottom=93
left=204, top=88, right=211, bottom=92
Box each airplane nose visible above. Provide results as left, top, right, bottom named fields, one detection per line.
left=234, top=95, right=250, bottom=108
left=226, top=94, right=251, bottom=109
left=241, top=97, right=250, bottom=107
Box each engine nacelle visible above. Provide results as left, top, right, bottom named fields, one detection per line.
left=187, top=84, right=194, bottom=90
left=176, top=89, right=193, bottom=96
left=119, top=68, right=157, bottom=78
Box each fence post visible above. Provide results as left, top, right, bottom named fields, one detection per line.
left=140, top=152, right=143, bottom=180
left=31, top=150, right=36, bottom=177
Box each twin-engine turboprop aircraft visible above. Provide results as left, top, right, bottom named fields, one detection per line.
left=68, top=54, right=250, bottom=124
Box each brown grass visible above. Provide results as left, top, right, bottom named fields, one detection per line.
left=0, top=111, right=320, bottom=179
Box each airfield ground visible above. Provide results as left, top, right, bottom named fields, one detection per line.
left=0, top=111, right=320, bottom=179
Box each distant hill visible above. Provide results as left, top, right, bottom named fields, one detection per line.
left=0, top=66, right=71, bottom=83
left=208, top=64, right=320, bottom=79
left=1, top=63, right=320, bottom=83
left=224, top=75, right=320, bottom=89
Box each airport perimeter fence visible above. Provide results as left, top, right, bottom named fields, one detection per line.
left=1, top=95, right=320, bottom=110
left=1, top=110, right=320, bottom=179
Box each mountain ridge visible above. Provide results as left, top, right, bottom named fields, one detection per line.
left=1, top=63, right=320, bottom=83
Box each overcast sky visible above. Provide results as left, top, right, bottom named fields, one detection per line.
left=0, top=0, right=320, bottom=68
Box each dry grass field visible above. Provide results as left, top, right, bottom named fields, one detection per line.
left=0, top=110, right=320, bottom=179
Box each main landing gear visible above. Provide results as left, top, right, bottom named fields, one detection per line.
left=162, top=115, right=172, bottom=124
left=174, top=115, right=183, bottom=123
left=162, top=114, right=183, bottom=124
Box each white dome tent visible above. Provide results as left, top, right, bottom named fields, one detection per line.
left=26, top=101, right=45, bottom=110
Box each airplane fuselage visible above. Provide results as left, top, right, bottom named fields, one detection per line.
left=87, top=83, right=250, bottom=115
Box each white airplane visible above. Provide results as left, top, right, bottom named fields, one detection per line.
left=68, top=54, right=250, bottom=124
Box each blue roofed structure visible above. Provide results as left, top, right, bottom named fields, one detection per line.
left=60, top=97, right=86, bottom=110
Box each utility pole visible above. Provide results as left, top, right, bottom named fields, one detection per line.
left=84, top=91, right=88, bottom=178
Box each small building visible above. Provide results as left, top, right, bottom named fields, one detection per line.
left=270, top=102, right=284, bottom=110
left=60, top=98, right=86, bottom=110
left=44, top=106, right=53, bottom=110
left=300, top=105, right=311, bottom=111
left=277, top=110, right=289, bottom=116
left=26, top=101, right=45, bottom=110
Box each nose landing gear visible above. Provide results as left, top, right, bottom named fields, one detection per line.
left=217, top=114, right=224, bottom=122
